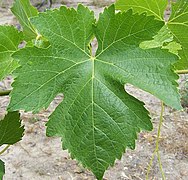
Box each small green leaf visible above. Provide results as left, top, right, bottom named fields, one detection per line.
left=163, top=41, right=182, bottom=55
left=0, top=111, right=24, bottom=146
left=0, top=160, right=5, bottom=180
left=32, top=37, right=50, bottom=48
left=115, top=0, right=168, bottom=21
left=0, top=26, right=23, bottom=80
left=11, top=0, right=38, bottom=41
left=8, top=4, right=181, bottom=179
left=140, top=25, right=173, bottom=49
left=139, top=25, right=182, bottom=55
left=168, top=0, right=188, bottom=69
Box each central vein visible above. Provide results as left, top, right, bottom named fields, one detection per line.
left=91, top=54, right=97, bottom=161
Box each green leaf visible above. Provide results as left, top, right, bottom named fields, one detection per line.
left=11, top=0, right=38, bottom=41
left=0, top=160, right=5, bottom=180
left=0, top=111, right=24, bottom=146
left=115, top=0, right=168, bottom=21
left=140, top=25, right=173, bottom=49
left=163, top=41, right=182, bottom=55
left=8, top=5, right=181, bottom=179
left=168, top=0, right=188, bottom=70
left=0, top=26, right=23, bottom=81
left=140, top=25, right=182, bottom=55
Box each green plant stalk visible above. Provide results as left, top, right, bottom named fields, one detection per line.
left=156, top=102, right=166, bottom=180
left=0, top=90, right=11, bottom=96
left=146, top=101, right=166, bottom=180
left=0, top=145, right=10, bottom=155
left=146, top=147, right=156, bottom=180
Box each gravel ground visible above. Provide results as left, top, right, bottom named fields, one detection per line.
left=0, top=0, right=188, bottom=180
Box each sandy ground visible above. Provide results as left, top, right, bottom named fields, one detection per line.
left=0, top=0, right=188, bottom=180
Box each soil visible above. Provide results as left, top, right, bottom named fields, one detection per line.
left=0, top=0, right=188, bottom=180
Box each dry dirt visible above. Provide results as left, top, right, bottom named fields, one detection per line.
left=0, top=0, right=188, bottom=180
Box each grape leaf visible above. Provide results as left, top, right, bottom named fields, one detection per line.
left=8, top=5, right=181, bottom=179
left=0, top=26, right=23, bottom=80
left=0, top=160, right=5, bottom=180
left=168, top=0, right=188, bottom=69
left=11, top=0, right=38, bottom=41
left=115, top=0, right=168, bottom=21
left=0, top=111, right=24, bottom=146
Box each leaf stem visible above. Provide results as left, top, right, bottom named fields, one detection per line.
left=156, top=102, right=166, bottom=180
left=146, top=101, right=166, bottom=180
left=176, top=69, right=188, bottom=74
left=0, top=90, right=11, bottom=96
left=146, top=147, right=157, bottom=180
left=0, top=145, right=10, bottom=155
left=157, top=150, right=166, bottom=180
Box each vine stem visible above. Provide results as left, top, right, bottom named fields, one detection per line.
left=0, top=90, right=11, bottom=96
left=146, top=101, right=166, bottom=180
left=176, top=69, right=188, bottom=74
left=156, top=102, right=166, bottom=180
left=0, top=145, right=10, bottom=155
